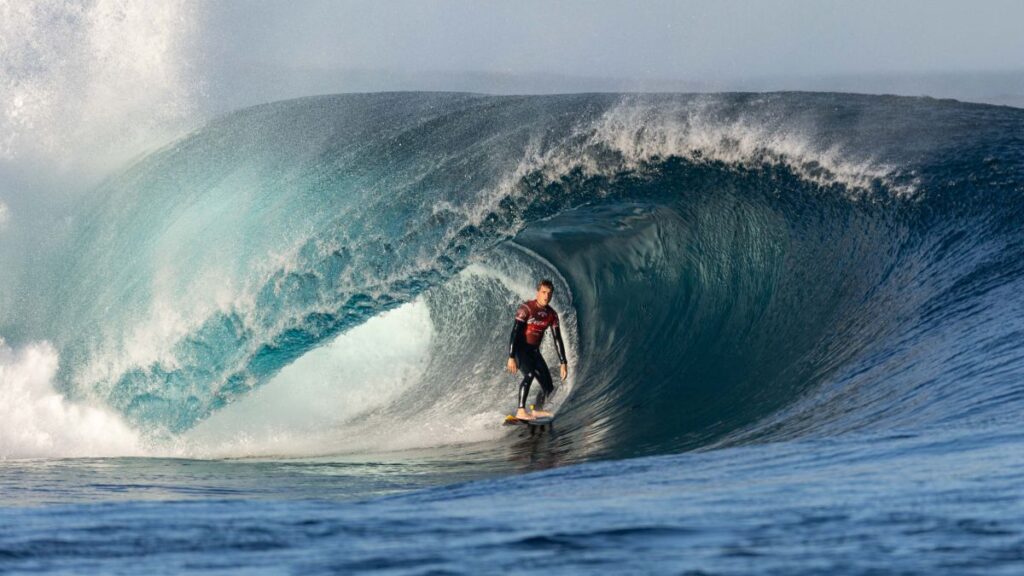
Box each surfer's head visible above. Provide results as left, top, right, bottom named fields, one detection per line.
left=536, top=279, right=554, bottom=306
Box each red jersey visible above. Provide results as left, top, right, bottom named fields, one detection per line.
left=514, top=299, right=560, bottom=347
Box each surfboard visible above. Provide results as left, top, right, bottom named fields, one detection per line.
left=503, top=414, right=554, bottom=426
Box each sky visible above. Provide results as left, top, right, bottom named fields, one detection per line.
left=203, top=1, right=1023, bottom=80
left=184, top=0, right=1024, bottom=113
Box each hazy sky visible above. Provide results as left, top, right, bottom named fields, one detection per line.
left=205, top=0, right=1024, bottom=80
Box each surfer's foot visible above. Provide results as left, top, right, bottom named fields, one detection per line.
left=515, top=408, right=534, bottom=420
left=531, top=409, right=552, bottom=418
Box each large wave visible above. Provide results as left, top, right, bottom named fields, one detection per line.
left=3, top=92, right=1023, bottom=460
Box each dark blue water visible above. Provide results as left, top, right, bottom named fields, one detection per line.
left=2, top=92, right=1023, bottom=574
left=3, top=425, right=1022, bottom=574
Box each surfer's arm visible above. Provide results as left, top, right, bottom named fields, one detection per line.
left=552, top=324, right=567, bottom=364
left=508, top=319, right=526, bottom=358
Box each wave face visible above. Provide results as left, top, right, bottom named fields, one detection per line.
left=14, top=92, right=1024, bottom=460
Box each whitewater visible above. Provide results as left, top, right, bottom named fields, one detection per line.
left=2, top=89, right=1023, bottom=573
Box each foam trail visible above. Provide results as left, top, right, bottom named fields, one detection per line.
left=0, top=338, right=143, bottom=459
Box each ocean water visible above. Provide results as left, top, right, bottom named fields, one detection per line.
left=2, top=91, right=1024, bottom=574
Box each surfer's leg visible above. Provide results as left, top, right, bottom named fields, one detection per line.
left=517, top=373, right=535, bottom=409
left=532, top=355, right=554, bottom=410
left=516, top=350, right=537, bottom=410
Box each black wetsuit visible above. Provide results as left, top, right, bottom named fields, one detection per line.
left=508, top=299, right=567, bottom=410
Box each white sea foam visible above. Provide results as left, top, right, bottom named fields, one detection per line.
left=454, top=95, right=913, bottom=238
left=0, top=0, right=201, bottom=171
left=587, top=96, right=908, bottom=194
left=0, top=338, right=143, bottom=459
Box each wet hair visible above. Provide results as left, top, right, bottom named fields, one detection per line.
left=537, top=279, right=554, bottom=291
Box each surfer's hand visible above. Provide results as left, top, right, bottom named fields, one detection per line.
left=560, top=363, right=568, bottom=380
left=507, top=357, right=518, bottom=373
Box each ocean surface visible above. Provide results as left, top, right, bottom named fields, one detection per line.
left=2, top=92, right=1023, bottom=574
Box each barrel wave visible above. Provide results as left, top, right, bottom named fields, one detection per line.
left=31, top=92, right=1024, bottom=462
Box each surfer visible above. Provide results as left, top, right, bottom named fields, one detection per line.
left=506, top=279, right=568, bottom=420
